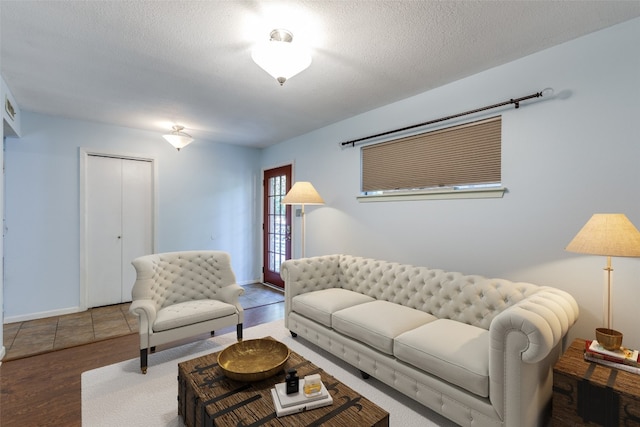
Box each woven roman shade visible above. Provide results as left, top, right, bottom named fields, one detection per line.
left=361, top=117, right=501, bottom=192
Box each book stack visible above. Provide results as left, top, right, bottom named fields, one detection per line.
left=270, top=381, right=333, bottom=417
left=583, top=340, right=640, bottom=375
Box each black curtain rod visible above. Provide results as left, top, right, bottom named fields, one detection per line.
left=340, top=88, right=553, bottom=147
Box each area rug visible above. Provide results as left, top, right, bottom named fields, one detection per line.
left=81, top=319, right=455, bottom=427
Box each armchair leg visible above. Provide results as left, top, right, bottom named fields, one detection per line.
left=237, top=323, right=243, bottom=341
left=140, top=349, right=148, bottom=374
left=150, top=346, right=156, bottom=354
left=211, top=331, right=215, bottom=336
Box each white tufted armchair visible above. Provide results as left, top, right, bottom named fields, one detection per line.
left=129, top=250, right=244, bottom=373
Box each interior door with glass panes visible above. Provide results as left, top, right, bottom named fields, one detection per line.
left=262, top=165, right=292, bottom=288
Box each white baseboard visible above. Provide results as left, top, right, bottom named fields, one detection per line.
left=4, top=306, right=84, bottom=324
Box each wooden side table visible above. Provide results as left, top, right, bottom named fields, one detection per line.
left=552, top=338, right=640, bottom=426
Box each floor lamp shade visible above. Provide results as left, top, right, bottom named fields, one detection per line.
left=281, top=182, right=324, bottom=258
left=281, top=182, right=324, bottom=205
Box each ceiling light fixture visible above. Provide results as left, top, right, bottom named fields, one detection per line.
left=163, top=125, right=194, bottom=151
left=251, top=29, right=312, bottom=86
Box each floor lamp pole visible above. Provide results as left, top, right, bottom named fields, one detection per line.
left=604, top=256, right=613, bottom=330
left=300, top=204, right=306, bottom=258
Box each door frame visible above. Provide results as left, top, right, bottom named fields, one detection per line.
left=262, top=163, right=293, bottom=288
left=79, top=148, right=158, bottom=310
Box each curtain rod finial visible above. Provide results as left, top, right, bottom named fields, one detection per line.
left=540, top=87, right=554, bottom=98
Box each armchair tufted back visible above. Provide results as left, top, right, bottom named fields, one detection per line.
left=131, top=251, right=237, bottom=311
left=338, top=255, right=542, bottom=330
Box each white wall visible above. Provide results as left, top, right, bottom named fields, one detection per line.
left=4, top=112, right=261, bottom=321
left=262, top=18, right=640, bottom=348
left=0, top=64, right=4, bottom=362
left=4, top=18, right=640, bottom=350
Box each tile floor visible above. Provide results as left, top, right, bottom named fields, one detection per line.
left=2, top=282, right=283, bottom=361
left=240, top=282, right=284, bottom=308
left=3, top=303, right=137, bottom=361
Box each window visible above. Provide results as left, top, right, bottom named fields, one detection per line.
left=359, top=116, right=505, bottom=201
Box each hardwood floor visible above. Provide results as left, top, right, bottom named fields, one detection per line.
left=0, top=289, right=284, bottom=427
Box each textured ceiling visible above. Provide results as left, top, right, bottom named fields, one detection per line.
left=2, top=1, right=639, bottom=148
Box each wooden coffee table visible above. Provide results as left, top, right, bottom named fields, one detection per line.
left=178, top=337, right=389, bottom=427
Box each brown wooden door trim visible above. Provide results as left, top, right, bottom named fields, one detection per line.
left=262, top=165, right=292, bottom=288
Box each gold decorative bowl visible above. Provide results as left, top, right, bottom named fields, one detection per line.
left=217, top=338, right=290, bottom=382
left=596, top=327, right=623, bottom=351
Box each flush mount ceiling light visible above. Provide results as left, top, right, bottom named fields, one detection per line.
left=163, top=125, right=194, bottom=151
left=251, top=29, right=312, bottom=86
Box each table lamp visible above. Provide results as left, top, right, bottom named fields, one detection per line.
left=565, top=213, right=640, bottom=350
left=281, top=181, right=324, bottom=258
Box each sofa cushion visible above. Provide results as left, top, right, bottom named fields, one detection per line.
left=332, top=300, right=436, bottom=355
left=153, top=299, right=237, bottom=332
left=394, top=319, right=490, bottom=397
left=291, top=288, right=375, bottom=327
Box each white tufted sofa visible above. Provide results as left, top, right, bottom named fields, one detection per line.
left=281, top=254, right=579, bottom=427
left=129, top=251, right=244, bottom=373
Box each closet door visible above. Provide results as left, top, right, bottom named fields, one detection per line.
left=120, top=158, right=153, bottom=302
left=86, top=155, right=153, bottom=307
left=86, top=156, right=123, bottom=307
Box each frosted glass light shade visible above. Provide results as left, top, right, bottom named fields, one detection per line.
left=163, top=125, right=194, bottom=151
left=251, top=30, right=311, bottom=85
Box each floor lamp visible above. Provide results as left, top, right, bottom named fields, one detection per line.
left=566, top=213, right=640, bottom=350
left=282, top=181, right=324, bottom=258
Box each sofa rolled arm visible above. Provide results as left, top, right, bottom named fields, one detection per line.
left=490, top=288, right=578, bottom=363
left=281, top=255, right=342, bottom=297
left=219, top=283, right=245, bottom=322
left=491, top=304, right=557, bottom=364
left=281, top=255, right=343, bottom=329
left=130, top=299, right=157, bottom=334
left=488, top=289, right=579, bottom=423
left=218, top=283, right=244, bottom=304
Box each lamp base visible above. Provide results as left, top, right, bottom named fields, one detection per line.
left=595, top=327, right=623, bottom=351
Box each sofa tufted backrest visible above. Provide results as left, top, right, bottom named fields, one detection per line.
left=339, top=255, right=540, bottom=330
left=131, top=251, right=237, bottom=311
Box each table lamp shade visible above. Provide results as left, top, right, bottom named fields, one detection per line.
left=566, top=214, right=640, bottom=257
